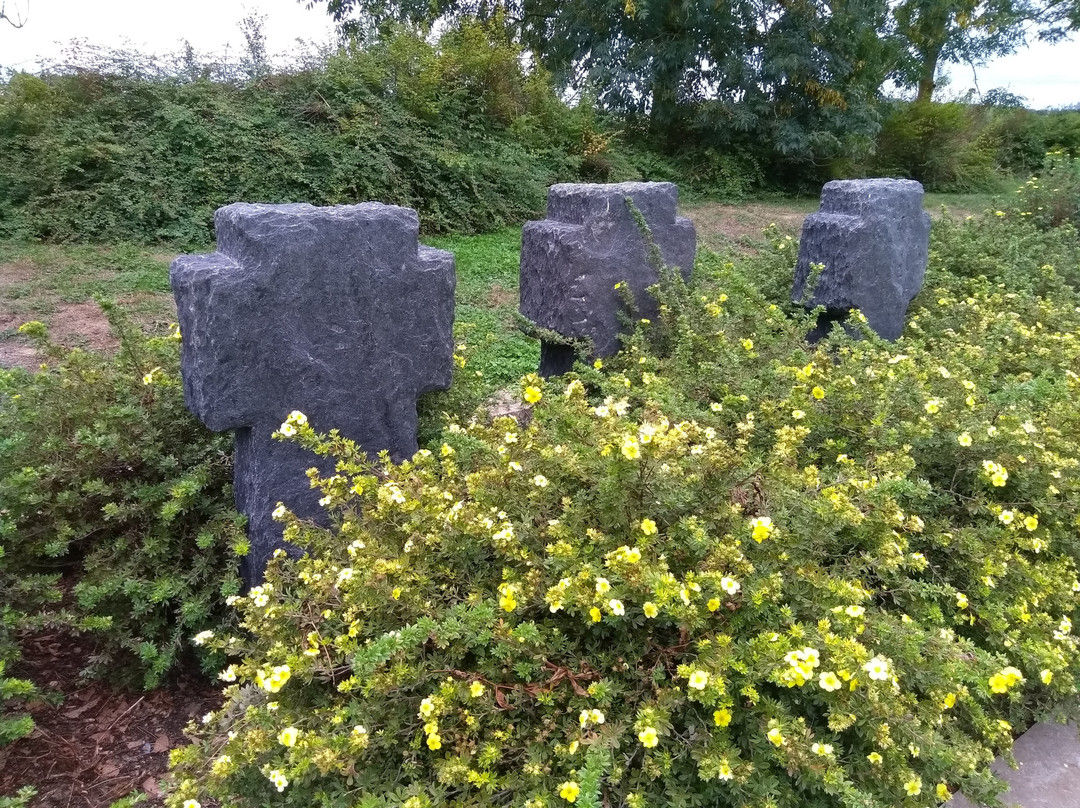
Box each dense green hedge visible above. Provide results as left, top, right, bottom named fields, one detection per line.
left=0, top=24, right=606, bottom=246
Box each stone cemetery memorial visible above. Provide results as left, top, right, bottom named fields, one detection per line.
left=792, top=178, right=931, bottom=341
left=519, top=181, right=697, bottom=376
left=172, top=181, right=931, bottom=584
left=170, top=202, right=455, bottom=582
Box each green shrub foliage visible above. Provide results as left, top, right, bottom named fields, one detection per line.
left=1011, top=149, right=1080, bottom=229
left=0, top=23, right=602, bottom=245
left=171, top=214, right=1080, bottom=807
left=0, top=304, right=244, bottom=688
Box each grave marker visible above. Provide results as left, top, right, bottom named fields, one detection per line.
left=171, top=202, right=455, bottom=582
left=792, top=178, right=930, bottom=341
left=519, top=182, right=696, bottom=376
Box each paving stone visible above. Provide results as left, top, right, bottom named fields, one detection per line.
left=952, top=722, right=1080, bottom=808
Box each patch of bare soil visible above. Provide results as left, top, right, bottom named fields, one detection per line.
left=685, top=203, right=809, bottom=253
left=0, top=261, right=34, bottom=289
left=47, top=303, right=120, bottom=354
left=0, top=631, right=221, bottom=808
left=486, top=283, right=518, bottom=307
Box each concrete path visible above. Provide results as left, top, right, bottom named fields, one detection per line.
left=952, top=722, right=1080, bottom=808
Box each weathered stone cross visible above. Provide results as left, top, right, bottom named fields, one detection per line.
left=792, top=178, right=931, bottom=341
left=171, top=202, right=455, bottom=582
left=519, top=182, right=697, bottom=376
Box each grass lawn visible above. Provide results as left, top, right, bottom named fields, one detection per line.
left=0, top=191, right=1007, bottom=377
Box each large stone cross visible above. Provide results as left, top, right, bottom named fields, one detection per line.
left=519, top=182, right=696, bottom=376
left=171, top=203, right=455, bottom=582
left=792, top=178, right=931, bottom=341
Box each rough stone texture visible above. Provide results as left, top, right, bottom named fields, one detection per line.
left=520, top=182, right=696, bottom=375
left=792, top=178, right=930, bottom=341
left=952, top=722, right=1080, bottom=808
left=171, top=202, right=455, bottom=583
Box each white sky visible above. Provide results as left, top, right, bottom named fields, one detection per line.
left=1, top=0, right=1079, bottom=108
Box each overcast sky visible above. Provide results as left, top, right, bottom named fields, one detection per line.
left=2, top=0, right=1078, bottom=108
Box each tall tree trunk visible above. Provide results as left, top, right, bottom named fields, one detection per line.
left=915, top=41, right=943, bottom=102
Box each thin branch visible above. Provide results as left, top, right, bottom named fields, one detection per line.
left=0, top=0, right=29, bottom=28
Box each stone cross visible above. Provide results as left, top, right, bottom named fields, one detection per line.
left=171, top=203, right=455, bottom=583
left=519, top=182, right=696, bottom=376
left=792, top=178, right=931, bottom=341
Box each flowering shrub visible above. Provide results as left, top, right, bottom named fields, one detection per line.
left=171, top=215, right=1080, bottom=808
left=1010, top=149, right=1080, bottom=229
left=0, top=302, right=244, bottom=687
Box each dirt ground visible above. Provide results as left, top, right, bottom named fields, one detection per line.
left=1, top=630, right=221, bottom=807
left=683, top=199, right=982, bottom=255
left=0, top=257, right=175, bottom=371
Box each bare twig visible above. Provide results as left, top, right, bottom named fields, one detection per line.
left=0, top=0, right=29, bottom=28
left=102, top=695, right=145, bottom=732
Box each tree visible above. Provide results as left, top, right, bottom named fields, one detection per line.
left=891, top=0, right=1076, bottom=102
left=302, top=0, right=899, bottom=163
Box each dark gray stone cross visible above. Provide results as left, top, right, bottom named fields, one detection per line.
left=171, top=203, right=455, bottom=583
left=519, top=182, right=696, bottom=376
left=792, top=178, right=931, bottom=341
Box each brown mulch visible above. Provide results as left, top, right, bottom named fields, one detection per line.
left=0, top=632, right=222, bottom=807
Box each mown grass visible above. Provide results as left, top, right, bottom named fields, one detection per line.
left=0, top=190, right=999, bottom=373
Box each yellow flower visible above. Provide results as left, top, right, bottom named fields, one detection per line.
left=523, top=385, right=543, bottom=404
left=470, top=681, right=485, bottom=698
left=867, top=752, right=883, bottom=764
left=688, top=670, right=709, bottom=690
left=766, top=727, right=784, bottom=746
left=426, top=734, right=442, bottom=750
left=989, top=673, right=1009, bottom=693
left=707, top=598, right=721, bottom=612
left=750, top=516, right=774, bottom=542
left=278, top=726, right=299, bottom=747
left=392, top=587, right=402, bottom=600
left=440, top=443, right=454, bottom=457
left=742, top=338, right=754, bottom=350
left=811, top=386, right=826, bottom=400
left=638, top=726, right=659, bottom=748
left=937, top=783, right=951, bottom=801
left=643, top=602, right=659, bottom=618
left=713, top=708, right=732, bottom=727
left=924, top=399, right=941, bottom=414
left=593, top=359, right=603, bottom=369
left=905, top=777, right=921, bottom=796
left=956, top=592, right=969, bottom=609
left=559, top=781, right=581, bottom=803
left=621, top=436, right=640, bottom=460
left=942, top=692, right=956, bottom=709
left=589, top=607, right=602, bottom=622
left=640, top=518, right=658, bottom=535
left=1024, top=515, right=1039, bottom=531
left=818, top=671, right=842, bottom=692
left=958, top=433, right=972, bottom=447
left=1041, top=669, right=1053, bottom=684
